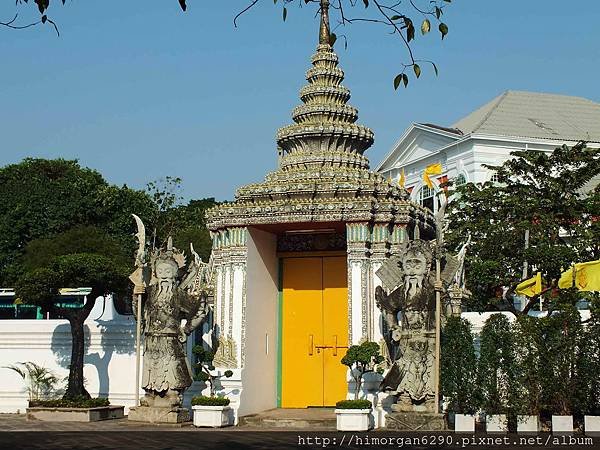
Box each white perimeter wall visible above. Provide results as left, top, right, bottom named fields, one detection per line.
left=0, top=310, right=140, bottom=413
left=0, top=297, right=202, bottom=414
left=239, top=228, right=278, bottom=417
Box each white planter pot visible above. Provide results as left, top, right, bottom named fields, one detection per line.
left=552, top=415, right=573, bottom=434
left=454, top=414, right=475, bottom=433
left=192, top=405, right=233, bottom=428
left=486, top=414, right=508, bottom=433
left=584, top=415, right=600, bottom=435
left=517, top=415, right=541, bottom=433
left=335, top=409, right=372, bottom=431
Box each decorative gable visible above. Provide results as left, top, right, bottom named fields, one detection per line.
left=377, top=124, right=460, bottom=173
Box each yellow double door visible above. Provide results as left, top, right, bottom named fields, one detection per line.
left=281, top=255, right=348, bottom=407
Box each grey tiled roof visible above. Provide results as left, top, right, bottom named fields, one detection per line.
left=452, top=91, right=600, bottom=142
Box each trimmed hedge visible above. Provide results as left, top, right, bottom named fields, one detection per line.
left=191, top=396, right=230, bottom=407
left=335, top=399, right=372, bottom=409
left=29, top=397, right=110, bottom=408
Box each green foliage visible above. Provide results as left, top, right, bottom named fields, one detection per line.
left=341, top=341, right=383, bottom=400
left=505, top=296, right=598, bottom=418
left=441, top=316, right=479, bottom=414
left=446, top=143, right=600, bottom=313
left=335, top=399, right=372, bottom=409
left=145, top=177, right=217, bottom=259
left=4, top=361, right=59, bottom=402
left=191, top=396, right=230, bottom=407
left=29, top=397, right=110, bottom=408
left=577, top=296, right=600, bottom=415
left=513, top=315, right=542, bottom=415
left=15, top=253, right=130, bottom=308
left=0, top=158, right=155, bottom=286
left=528, top=299, right=586, bottom=417
left=477, top=314, right=520, bottom=428
left=192, top=344, right=232, bottom=397
left=21, top=226, right=129, bottom=273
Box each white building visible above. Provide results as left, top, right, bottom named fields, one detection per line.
left=377, top=90, right=600, bottom=212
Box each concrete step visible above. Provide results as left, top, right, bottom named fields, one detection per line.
left=239, top=408, right=336, bottom=429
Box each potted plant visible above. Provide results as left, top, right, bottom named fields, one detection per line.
left=190, top=344, right=233, bottom=428
left=477, top=314, right=519, bottom=433
left=335, top=341, right=383, bottom=431
left=6, top=361, right=124, bottom=422
left=440, top=317, right=479, bottom=433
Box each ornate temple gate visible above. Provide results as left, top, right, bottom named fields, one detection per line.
left=280, top=255, right=348, bottom=407
left=205, top=0, right=436, bottom=419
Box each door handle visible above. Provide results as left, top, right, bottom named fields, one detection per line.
left=309, top=334, right=314, bottom=356
left=332, top=335, right=348, bottom=356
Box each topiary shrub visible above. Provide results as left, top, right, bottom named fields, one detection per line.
left=441, top=316, right=479, bottom=415
left=191, top=396, right=231, bottom=407
left=576, top=296, right=600, bottom=417
left=341, top=341, right=383, bottom=401
left=477, top=314, right=520, bottom=430
left=192, top=344, right=233, bottom=397
left=29, top=397, right=110, bottom=408
left=335, top=399, right=372, bottom=409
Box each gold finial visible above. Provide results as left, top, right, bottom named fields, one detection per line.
left=319, top=0, right=331, bottom=45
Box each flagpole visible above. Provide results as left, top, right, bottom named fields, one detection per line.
left=434, top=258, right=441, bottom=414
left=433, top=181, right=447, bottom=416
left=135, top=293, right=142, bottom=406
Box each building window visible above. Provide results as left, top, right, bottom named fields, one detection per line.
left=490, top=171, right=500, bottom=183
left=455, top=173, right=466, bottom=186
left=419, top=185, right=435, bottom=211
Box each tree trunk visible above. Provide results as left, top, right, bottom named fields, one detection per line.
left=64, top=315, right=90, bottom=400
left=62, top=292, right=98, bottom=400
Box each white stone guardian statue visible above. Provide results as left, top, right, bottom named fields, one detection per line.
left=129, top=218, right=212, bottom=423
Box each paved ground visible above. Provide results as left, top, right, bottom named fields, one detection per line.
left=1, top=414, right=599, bottom=450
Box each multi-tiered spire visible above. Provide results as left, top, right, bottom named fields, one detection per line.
left=276, top=0, right=374, bottom=171
left=207, top=0, right=431, bottom=235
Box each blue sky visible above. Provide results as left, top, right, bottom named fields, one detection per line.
left=1, top=1, right=599, bottom=201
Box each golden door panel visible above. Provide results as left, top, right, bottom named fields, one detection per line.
left=281, top=256, right=348, bottom=408
left=322, top=256, right=349, bottom=406
left=281, top=257, right=323, bottom=408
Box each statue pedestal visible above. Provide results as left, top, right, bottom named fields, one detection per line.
left=385, top=410, right=447, bottom=431
left=127, top=406, right=190, bottom=424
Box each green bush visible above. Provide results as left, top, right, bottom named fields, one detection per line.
left=192, top=344, right=233, bottom=397
left=29, top=397, right=110, bottom=408
left=478, top=314, right=520, bottom=416
left=441, top=316, right=479, bottom=414
left=340, top=341, right=383, bottom=400
left=191, top=396, right=231, bottom=407
left=335, top=399, right=372, bottom=409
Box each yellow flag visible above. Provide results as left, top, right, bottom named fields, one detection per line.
left=558, top=266, right=574, bottom=289
left=515, top=272, right=542, bottom=297
left=423, top=163, right=442, bottom=189
left=559, top=260, right=600, bottom=291
left=399, top=168, right=406, bottom=188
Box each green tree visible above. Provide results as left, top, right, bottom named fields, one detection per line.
left=14, top=226, right=132, bottom=399
left=441, top=316, right=479, bottom=414
left=477, top=314, right=520, bottom=428
left=15, top=246, right=130, bottom=399
left=513, top=293, right=592, bottom=419
left=576, top=296, right=600, bottom=416
left=447, top=143, right=600, bottom=314
left=146, top=176, right=218, bottom=261
left=0, top=158, right=155, bottom=286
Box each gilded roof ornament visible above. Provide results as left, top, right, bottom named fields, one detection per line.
left=319, top=0, right=331, bottom=46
